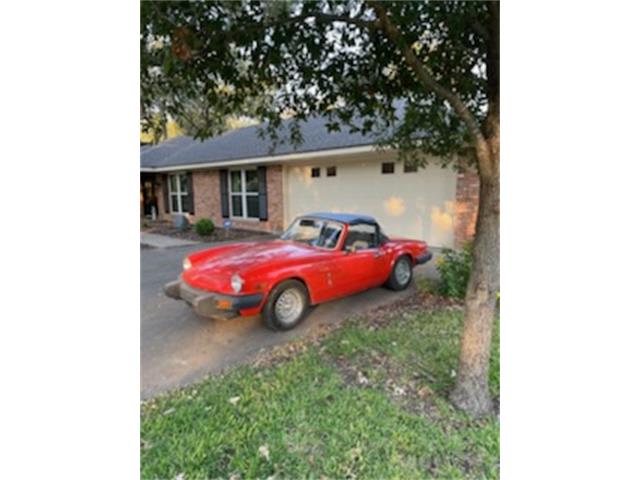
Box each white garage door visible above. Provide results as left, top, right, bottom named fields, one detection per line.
left=284, top=154, right=458, bottom=248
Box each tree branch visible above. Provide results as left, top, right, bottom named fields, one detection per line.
left=368, top=1, right=493, bottom=177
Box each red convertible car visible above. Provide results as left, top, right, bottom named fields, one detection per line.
left=164, top=212, right=432, bottom=330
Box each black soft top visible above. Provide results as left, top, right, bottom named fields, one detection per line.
left=305, top=212, right=377, bottom=226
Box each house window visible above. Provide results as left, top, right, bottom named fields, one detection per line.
left=167, top=173, right=192, bottom=213
left=404, top=162, right=418, bottom=173
left=229, top=169, right=260, bottom=219
left=382, top=162, right=395, bottom=174
left=326, top=166, right=337, bottom=177
left=311, top=167, right=320, bottom=178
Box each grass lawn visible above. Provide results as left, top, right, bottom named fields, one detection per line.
left=141, top=307, right=500, bottom=479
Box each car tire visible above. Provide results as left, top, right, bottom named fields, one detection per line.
left=263, top=279, right=311, bottom=331
left=385, top=255, right=413, bottom=291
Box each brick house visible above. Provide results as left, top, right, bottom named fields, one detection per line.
left=140, top=116, right=479, bottom=248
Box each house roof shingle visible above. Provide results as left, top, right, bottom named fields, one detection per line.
left=140, top=114, right=391, bottom=170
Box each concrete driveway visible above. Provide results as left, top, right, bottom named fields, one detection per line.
left=141, top=241, right=439, bottom=399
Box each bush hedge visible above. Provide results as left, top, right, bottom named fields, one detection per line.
left=436, top=242, right=473, bottom=299
left=194, top=218, right=214, bottom=236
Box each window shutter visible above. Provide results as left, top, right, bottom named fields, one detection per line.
left=257, top=166, right=268, bottom=221
left=164, top=174, right=170, bottom=213
left=185, top=172, right=195, bottom=214
left=219, top=169, right=229, bottom=218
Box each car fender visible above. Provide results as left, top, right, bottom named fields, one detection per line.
left=267, top=270, right=315, bottom=302
left=234, top=277, right=309, bottom=318
left=236, top=262, right=324, bottom=317
left=389, top=248, right=415, bottom=267
left=253, top=267, right=316, bottom=309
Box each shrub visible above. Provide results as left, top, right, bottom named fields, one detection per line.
left=194, top=218, right=214, bottom=236
left=436, top=242, right=473, bottom=299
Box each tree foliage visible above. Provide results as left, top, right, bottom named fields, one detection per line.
left=141, top=0, right=490, bottom=165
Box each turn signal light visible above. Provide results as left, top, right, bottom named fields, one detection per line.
left=217, top=299, right=232, bottom=310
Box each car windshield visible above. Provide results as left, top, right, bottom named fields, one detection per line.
left=281, top=217, right=344, bottom=249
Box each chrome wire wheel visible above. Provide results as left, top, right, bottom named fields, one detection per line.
left=274, top=288, right=304, bottom=325
left=395, top=257, right=412, bottom=286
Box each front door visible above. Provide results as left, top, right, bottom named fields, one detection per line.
left=140, top=173, right=158, bottom=217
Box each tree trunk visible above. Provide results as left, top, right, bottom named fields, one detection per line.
left=367, top=0, right=501, bottom=417
left=450, top=165, right=500, bottom=417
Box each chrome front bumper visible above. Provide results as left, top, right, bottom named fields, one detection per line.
left=164, top=280, right=263, bottom=320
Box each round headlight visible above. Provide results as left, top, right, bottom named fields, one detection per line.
left=231, top=274, right=244, bottom=293
left=183, top=258, right=192, bottom=271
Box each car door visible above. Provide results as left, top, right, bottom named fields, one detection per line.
left=331, top=222, right=388, bottom=295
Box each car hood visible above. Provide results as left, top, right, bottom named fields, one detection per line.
left=182, top=240, right=325, bottom=292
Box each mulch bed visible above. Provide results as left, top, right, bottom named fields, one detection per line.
left=141, top=220, right=272, bottom=243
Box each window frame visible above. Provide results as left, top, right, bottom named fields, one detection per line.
left=403, top=161, right=418, bottom=173
left=343, top=222, right=380, bottom=251
left=311, top=167, right=320, bottom=178
left=381, top=162, right=395, bottom=174
left=228, top=168, right=260, bottom=220
left=281, top=217, right=345, bottom=251
left=167, top=172, right=190, bottom=214
left=326, top=166, right=337, bottom=177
